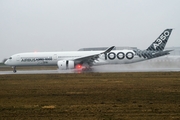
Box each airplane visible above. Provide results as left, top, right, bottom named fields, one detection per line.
left=5, top=29, right=173, bottom=73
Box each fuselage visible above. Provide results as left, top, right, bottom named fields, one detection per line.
left=5, top=50, right=146, bottom=67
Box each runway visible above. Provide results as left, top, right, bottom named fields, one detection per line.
left=1, top=66, right=180, bottom=75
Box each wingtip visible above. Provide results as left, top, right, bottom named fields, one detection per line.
left=166, top=28, right=174, bottom=30
left=102, top=46, right=115, bottom=54
left=111, top=46, right=115, bottom=49
left=110, top=46, right=116, bottom=50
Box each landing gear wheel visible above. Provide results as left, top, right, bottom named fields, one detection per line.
left=12, top=66, right=17, bottom=73
left=13, top=69, right=17, bottom=73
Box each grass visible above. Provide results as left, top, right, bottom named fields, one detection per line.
left=0, top=72, right=180, bottom=120
left=0, top=62, right=5, bottom=66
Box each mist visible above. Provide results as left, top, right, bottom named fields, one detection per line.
left=93, top=56, right=180, bottom=72
left=1, top=0, right=180, bottom=61
left=58, top=56, right=180, bottom=73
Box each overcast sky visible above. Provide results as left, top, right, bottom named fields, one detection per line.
left=0, top=0, right=180, bottom=61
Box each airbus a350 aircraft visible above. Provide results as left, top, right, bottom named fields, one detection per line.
left=5, top=29, right=173, bottom=73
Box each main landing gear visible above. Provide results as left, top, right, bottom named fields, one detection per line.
left=12, top=66, right=17, bottom=73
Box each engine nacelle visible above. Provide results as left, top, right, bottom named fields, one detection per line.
left=57, top=60, right=75, bottom=70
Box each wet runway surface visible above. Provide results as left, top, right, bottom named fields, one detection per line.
left=1, top=66, right=180, bottom=75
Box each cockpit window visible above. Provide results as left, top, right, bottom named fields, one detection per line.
left=9, top=57, right=12, bottom=59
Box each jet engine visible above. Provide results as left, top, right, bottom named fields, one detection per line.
left=57, top=60, right=75, bottom=70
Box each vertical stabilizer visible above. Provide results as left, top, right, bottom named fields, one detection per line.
left=146, top=29, right=173, bottom=51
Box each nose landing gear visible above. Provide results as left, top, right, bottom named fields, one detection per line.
left=12, top=66, right=17, bottom=73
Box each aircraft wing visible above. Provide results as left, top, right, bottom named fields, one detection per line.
left=73, top=46, right=115, bottom=65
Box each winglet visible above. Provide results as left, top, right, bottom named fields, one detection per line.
left=101, top=46, right=115, bottom=54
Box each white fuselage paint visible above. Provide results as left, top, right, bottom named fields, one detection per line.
left=5, top=50, right=146, bottom=67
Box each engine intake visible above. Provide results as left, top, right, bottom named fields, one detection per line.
left=57, top=60, right=75, bottom=70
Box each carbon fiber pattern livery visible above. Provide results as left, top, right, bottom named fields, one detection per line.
left=134, top=29, right=173, bottom=59
left=147, top=29, right=173, bottom=51
left=133, top=49, right=172, bottom=59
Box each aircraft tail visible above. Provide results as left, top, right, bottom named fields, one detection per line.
left=146, top=29, right=173, bottom=51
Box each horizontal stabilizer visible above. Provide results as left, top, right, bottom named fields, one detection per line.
left=134, top=49, right=173, bottom=59
left=152, top=50, right=173, bottom=57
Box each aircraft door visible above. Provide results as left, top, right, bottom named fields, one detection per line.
left=53, top=54, right=57, bottom=61
left=16, top=55, right=21, bottom=61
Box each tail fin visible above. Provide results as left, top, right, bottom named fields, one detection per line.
left=146, top=29, right=173, bottom=51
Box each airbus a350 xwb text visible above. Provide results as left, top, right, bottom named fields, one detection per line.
left=5, top=29, right=173, bottom=73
